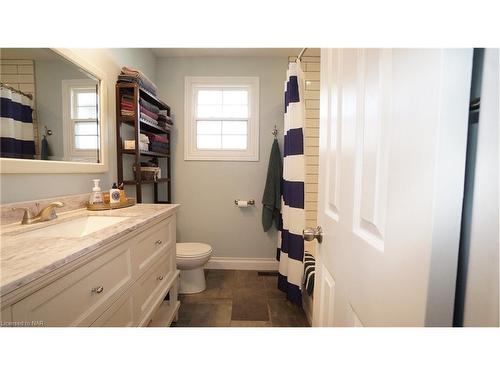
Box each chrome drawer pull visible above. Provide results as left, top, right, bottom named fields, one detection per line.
left=155, top=240, right=162, bottom=245
left=157, top=275, right=164, bottom=281
left=91, top=286, right=104, bottom=294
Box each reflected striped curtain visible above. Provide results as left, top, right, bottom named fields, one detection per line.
left=0, top=84, right=35, bottom=159
left=277, top=61, right=305, bottom=306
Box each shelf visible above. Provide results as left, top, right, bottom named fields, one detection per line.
left=119, top=116, right=173, bottom=135
left=123, top=178, right=170, bottom=185
left=116, top=82, right=170, bottom=111
left=117, top=81, right=172, bottom=204
left=122, top=149, right=170, bottom=157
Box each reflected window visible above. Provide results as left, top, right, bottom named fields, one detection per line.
left=62, top=79, right=99, bottom=161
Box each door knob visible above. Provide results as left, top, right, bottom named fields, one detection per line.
left=303, top=226, right=323, bottom=243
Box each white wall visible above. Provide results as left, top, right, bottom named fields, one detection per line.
left=0, top=48, right=157, bottom=204
left=156, top=56, right=288, bottom=259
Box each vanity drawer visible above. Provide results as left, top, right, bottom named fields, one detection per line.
left=91, top=291, right=136, bottom=327
left=12, top=242, right=133, bottom=327
left=134, top=250, right=175, bottom=325
left=132, top=215, right=175, bottom=276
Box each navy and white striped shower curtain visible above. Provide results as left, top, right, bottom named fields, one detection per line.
left=277, top=61, right=305, bottom=306
left=0, top=85, right=35, bottom=159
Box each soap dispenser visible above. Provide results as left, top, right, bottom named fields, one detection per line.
left=90, top=179, right=104, bottom=204
left=110, top=182, right=121, bottom=204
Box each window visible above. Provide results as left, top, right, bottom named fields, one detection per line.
left=62, top=79, right=99, bottom=161
left=185, top=76, right=259, bottom=161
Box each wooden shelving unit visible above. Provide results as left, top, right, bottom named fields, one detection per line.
left=116, top=82, right=172, bottom=203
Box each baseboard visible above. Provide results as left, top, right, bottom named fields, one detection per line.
left=206, top=257, right=279, bottom=271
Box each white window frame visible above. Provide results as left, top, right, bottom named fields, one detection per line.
left=184, top=76, right=259, bottom=161
left=62, top=79, right=99, bottom=162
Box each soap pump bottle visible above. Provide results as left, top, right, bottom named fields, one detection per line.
left=110, top=182, right=121, bottom=204
left=90, top=179, right=104, bottom=204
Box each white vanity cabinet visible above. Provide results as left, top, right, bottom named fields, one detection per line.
left=4, top=213, right=180, bottom=327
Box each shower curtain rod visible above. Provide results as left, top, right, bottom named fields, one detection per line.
left=297, top=48, right=308, bottom=61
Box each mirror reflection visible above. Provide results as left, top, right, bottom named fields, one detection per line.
left=0, top=48, right=100, bottom=163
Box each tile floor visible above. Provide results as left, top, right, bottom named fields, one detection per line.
left=171, top=270, right=310, bottom=327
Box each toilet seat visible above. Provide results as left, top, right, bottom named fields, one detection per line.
left=176, top=242, right=212, bottom=258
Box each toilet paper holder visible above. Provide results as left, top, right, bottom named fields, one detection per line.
left=234, top=199, right=255, bottom=206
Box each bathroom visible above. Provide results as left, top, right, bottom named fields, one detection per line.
left=1, top=1, right=499, bottom=374
left=0, top=46, right=320, bottom=327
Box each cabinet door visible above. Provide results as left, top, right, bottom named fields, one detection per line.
left=12, top=242, right=133, bottom=327
left=134, top=250, right=174, bottom=326
left=91, top=292, right=136, bottom=327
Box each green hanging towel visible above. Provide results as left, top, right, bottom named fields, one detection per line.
left=40, top=135, right=52, bottom=160
left=262, top=138, right=282, bottom=232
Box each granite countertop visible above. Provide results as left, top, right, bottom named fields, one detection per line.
left=0, top=203, right=179, bottom=297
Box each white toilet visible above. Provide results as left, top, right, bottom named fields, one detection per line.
left=176, top=242, right=213, bottom=294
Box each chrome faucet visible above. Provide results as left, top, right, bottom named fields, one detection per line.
left=13, top=201, right=65, bottom=225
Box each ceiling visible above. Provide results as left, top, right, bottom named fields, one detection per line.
left=151, top=48, right=320, bottom=58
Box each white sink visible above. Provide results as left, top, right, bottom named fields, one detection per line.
left=21, top=216, right=129, bottom=238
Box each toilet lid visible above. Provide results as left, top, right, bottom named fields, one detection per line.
left=176, top=242, right=212, bottom=258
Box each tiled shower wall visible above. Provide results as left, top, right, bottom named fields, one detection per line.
left=289, top=55, right=320, bottom=256
left=0, top=59, right=40, bottom=156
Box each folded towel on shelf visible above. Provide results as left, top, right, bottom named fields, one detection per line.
left=139, top=98, right=159, bottom=114
left=158, top=123, right=173, bottom=131
left=158, top=110, right=173, bottom=125
left=121, top=103, right=134, bottom=111
left=120, top=66, right=158, bottom=95
left=120, top=96, right=135, bottom=116
left=140, top=105, right=159, bottom=121
left=121, top=107, right=134, bottom=115
left=118, top=74, right=157, bottom=96
left=150, top=141, right=169, bottom=154
left=140, top=112, right=159, bottom=126
left=147, top=133, right=168, bottom=144
left=139, top=134, right=150, bottom=144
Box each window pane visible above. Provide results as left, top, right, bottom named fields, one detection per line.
left=197, top=134, right=221, bottom=149
left=197, top=120, right=221, bottom=134
left=223, top=90, right=247, bottom=105
left=222, top=104, right=247, bottom=118
left=75, top=135, right=98, bottom=150
left=197, top=104, right=223, bottom=118
left=76, top=106, right=97, bottom=119
left=222, top=135, right=247, bottom=150
left=198, top=90, right=222, bottom=104
left=76, top=92, right=96, bottom=106
left=75, top=121, right=98, bottom=135
left=222, top=121, right=247, bottom=135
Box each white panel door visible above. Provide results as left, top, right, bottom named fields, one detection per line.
left=312, top=49, right=473, bottom=327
